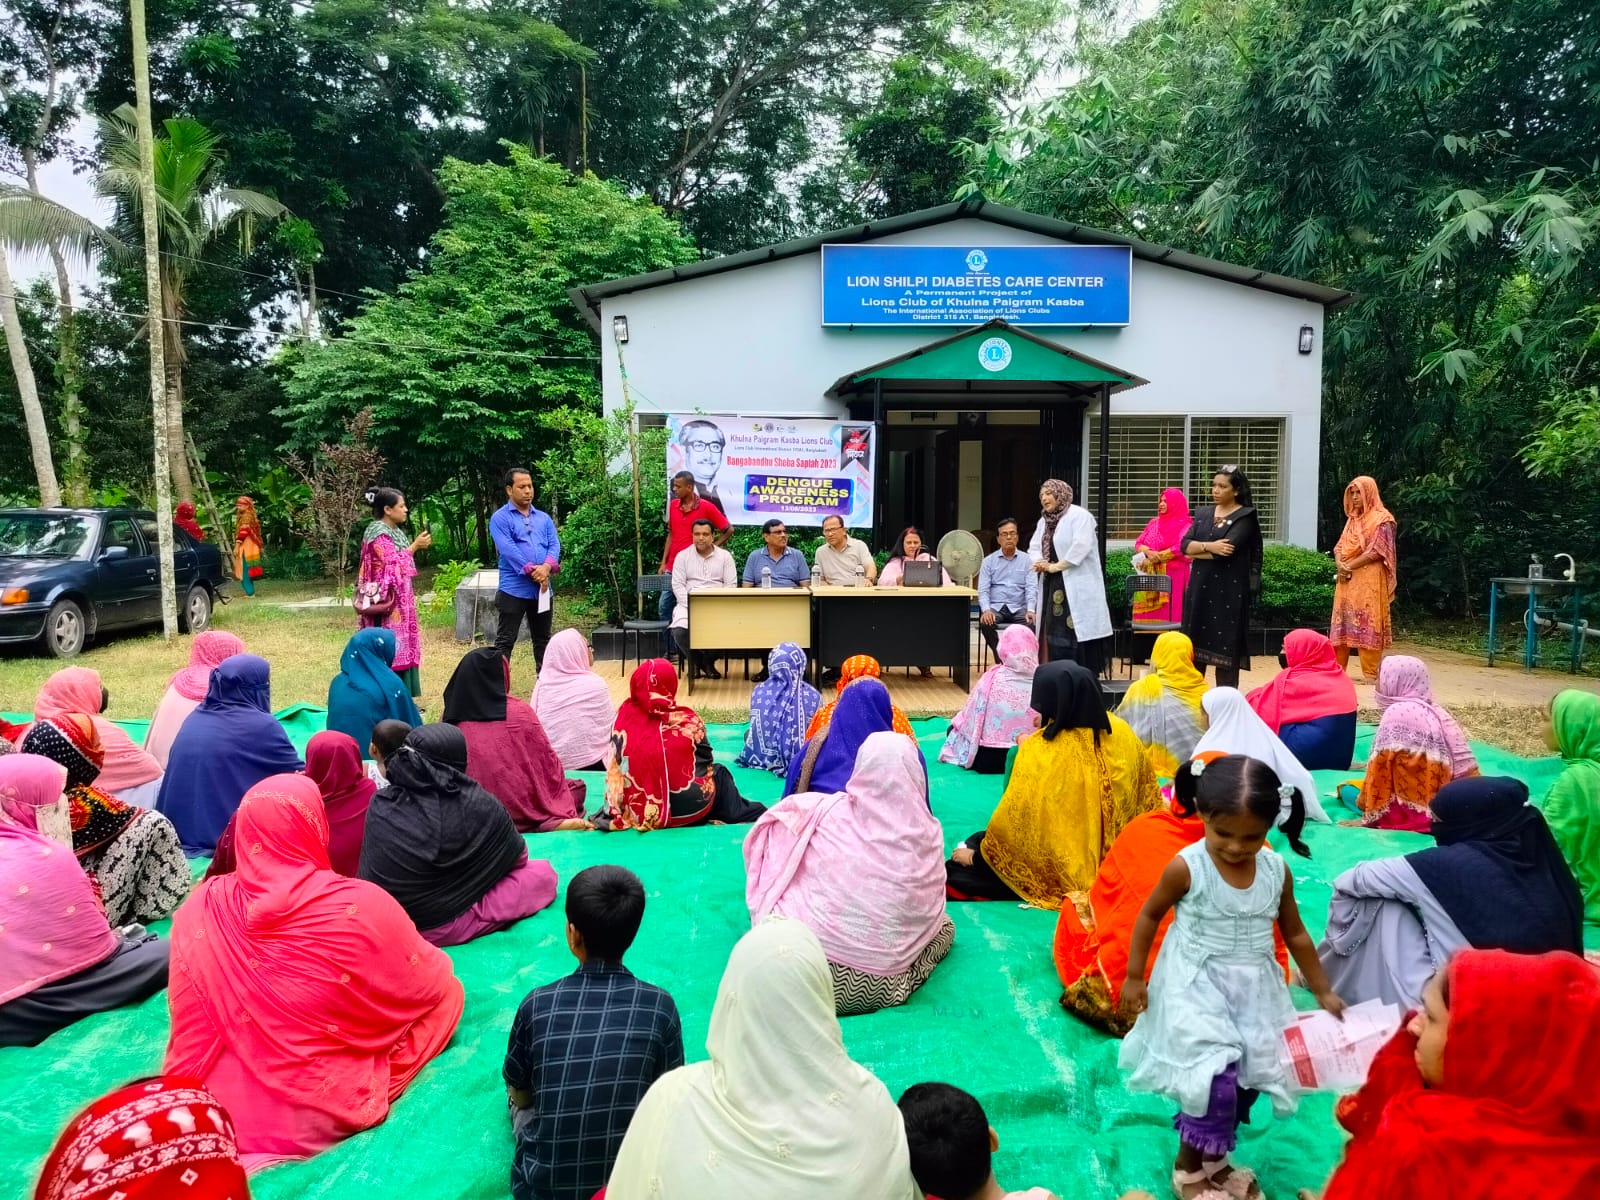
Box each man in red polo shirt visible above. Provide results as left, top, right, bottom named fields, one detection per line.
left=658, top=470, right=730, bottom=621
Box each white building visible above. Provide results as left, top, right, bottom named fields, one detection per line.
left=572, top=199, right=1349, bottom=550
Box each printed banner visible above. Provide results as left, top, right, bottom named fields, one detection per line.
left=820, top=243, right=1132, bottom=326
left=665, top=415, right=874, bottom=527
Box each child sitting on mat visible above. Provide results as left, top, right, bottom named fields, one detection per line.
left=1118, top=755, right=1343, bottom=1200
left=367, top=718, right=412, bottom=786
left=503, top=865, right=683, bottom=1200
left=897, top=1082, right=1061, bottom=1200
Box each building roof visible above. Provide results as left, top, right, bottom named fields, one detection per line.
left=570, top=196, right=1353, bottom=329
left=828, top=319, right=1148, bottom=397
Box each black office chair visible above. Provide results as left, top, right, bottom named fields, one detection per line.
left=620, top=574, right=673, bottom=677
left=1118, top=574, right=1183, bottom=677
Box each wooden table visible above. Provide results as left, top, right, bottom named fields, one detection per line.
left=685, top=587, right=813, bottom=693
left=810, top=584, right=977, bottom=691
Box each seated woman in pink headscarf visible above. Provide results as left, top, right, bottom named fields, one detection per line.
left=938, top=623, right=1040, bottom=774
left=165, top=773, right=464, bottom=1170
left=1351, top=655, right=1479, bottom=831
left=0, top=755, right=169, bottom=1048
left=20, top=667, right=164, bottom=806
left=745, top=731, right=953, bottom=1016
left=1245, top=628, right=1359, bottom=771
left=143, top=630, right=245, bottom=768
left=532, top=628, right=615, bottom=773
left=442, top=647, right=590, bottom=831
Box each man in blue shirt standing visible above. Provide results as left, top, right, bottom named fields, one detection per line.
left=491, top=466, right=561, bottom=670
left=977, top=516, right=1036, bottom=656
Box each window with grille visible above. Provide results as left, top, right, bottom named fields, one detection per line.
left=1084, top=415, right=1187, bottom=539
left=1187, top=418, right=1284, bottom=540
left=1084, top=414, right=1286, bottom=540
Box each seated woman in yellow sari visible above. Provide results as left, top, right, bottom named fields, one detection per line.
left=945, top=661, right=1161, bottom=907
left=1116, top=631, right=1207, bottom=778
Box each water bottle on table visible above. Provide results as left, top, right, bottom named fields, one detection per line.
left=761, top=565, right=773, bottom=589
left=811, top=563, right=822, bottom=589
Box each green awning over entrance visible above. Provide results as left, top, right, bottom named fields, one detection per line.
left=828, top=318, right=1147, bottom=396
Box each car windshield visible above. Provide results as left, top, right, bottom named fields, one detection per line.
left=0, top=514, right=92, bottom=559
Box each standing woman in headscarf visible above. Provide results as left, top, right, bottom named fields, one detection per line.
left=605, top=659, right=765, bottom=831
left=606, top=918, right=921, bottom=1200
left=166, top=774, right=464, bottom=1169
left=232, top=496, right=263, bottom=596
left=938, top=622, right=1039, bottom=773
left=1246, top=628, right=1359, bottom=770
left=1028, top=479, right=1113, bottom=675
left=945, top=661, right=1161, bottom=906
left=532, top=627, right=614, bottom=772
left=737, top=641, right=822, bottom=775
left=1116, top=630, right=1208, bottom=779
left=156, top=654, right=303, bottom=854
left=805, top=653, right=914, bottom=739
left=357, top=486, right=431, bottom=699
left=143, top=630, right=245, bottom=768
left=1543, top=690, right=1600, bottom=927
left=1318, top=776, right=1583, bottom=1010
left=442, top=646, right=589, bottom=831
left=1317, top=949, right=1600, bottom=1200
left=1132, top=487, right=1193, bottom=625
left=786, top=677, right=925, bottom=799
left=1330, top=475, right=1397, bottom=683
left=20, top=667, right=164, bottom=806
left=1353, top=655, right=1477, bottom=831
left=325, top=627, right=422, bottom=758
left=0, top=755, right=170, bottom=1048
left=1180, top=464, right=1263, bottom=688
left=359, top=723, right=557, bottom=945
left=19, top=716, right=191, bottom=925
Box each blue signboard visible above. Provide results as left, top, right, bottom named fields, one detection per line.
left=820, top=243, right=1132, bottom=327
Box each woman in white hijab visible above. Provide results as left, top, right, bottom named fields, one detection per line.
left=606, top=917, right=920, bottom=1200
left=1192, top=687, right=1332, bottom=824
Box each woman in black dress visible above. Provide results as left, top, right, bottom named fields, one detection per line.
left=1180, top=464, right=1262, bottom=688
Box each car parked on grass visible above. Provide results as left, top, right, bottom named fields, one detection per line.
left=0, top=508, right=229, bottom=658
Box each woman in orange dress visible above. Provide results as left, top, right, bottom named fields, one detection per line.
left=232, top=496, right=264, bottom=596
left=1330, top=476, right=1396, bottom=682
left=804, top=654, right=914, bottom=739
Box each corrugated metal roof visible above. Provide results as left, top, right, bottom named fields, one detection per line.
left=569, top=197, right=1353, bottom=330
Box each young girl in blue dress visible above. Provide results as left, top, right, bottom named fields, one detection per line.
left=1118, top=753, right=1344, bottom=1200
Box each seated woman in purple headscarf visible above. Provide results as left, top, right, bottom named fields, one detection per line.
left=737, top=642, right=822, bottom=775
left=784, top=677, right=926, bottom=801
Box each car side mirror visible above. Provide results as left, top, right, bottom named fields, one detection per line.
left=99, top=545, right=129, bottom=561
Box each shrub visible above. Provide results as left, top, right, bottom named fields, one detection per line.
left=425, top=559, right=481, bottom=620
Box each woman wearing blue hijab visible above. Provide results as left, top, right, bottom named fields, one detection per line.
left=155, top=654, right=303, bottom=855
left=737, top=642, right=822, bottom=775
left=783, top=677, right=926, bottom=800
left=326, top=628, right=423, bottom=758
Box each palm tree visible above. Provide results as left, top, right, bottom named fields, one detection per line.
left=97, top=104, right=286, bottom=504
left=0, top=187, right=124, bottom=507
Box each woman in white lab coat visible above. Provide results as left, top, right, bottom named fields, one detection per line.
left=1028, top=479, right=1113, bottom=676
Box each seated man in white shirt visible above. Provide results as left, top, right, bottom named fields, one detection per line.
left=813, top=515, right=878, bottom=585
left=671, top=517, right=737, bottom=679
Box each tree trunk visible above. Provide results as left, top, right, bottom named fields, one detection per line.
left=131, top=0, right=178, bottom=637
left=161, top=284, right=195, bottom=505
left=48, top=243, right=89, bottom=504
left=0, top=249, right=62, bottom=506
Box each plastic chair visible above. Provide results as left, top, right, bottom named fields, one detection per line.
left=620, top=574, right=673, bottom=677
left=1119, top=574, right=1183, bottom=677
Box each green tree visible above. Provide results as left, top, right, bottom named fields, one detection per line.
left=97, top=103, right=286, bottom=503
left=279, top=148, right=697, bottom=543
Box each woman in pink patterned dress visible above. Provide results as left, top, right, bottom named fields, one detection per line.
left=358, top=487, right=431, bottom=699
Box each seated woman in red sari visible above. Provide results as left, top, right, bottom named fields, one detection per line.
left=604, top=659, right=766, bottom=831
left=1315, top=949, right=1600, bottom=1200
left=165, top=773, right=464, bottom=1170
left=442, top=647, right=590, bottom=831
left=1246, top=629, right=1358, bottom=771
left=1053, top=750, right=1287, bottom=1035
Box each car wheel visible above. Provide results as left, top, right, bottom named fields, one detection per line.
left=180, top=584, right=213, bottom=633
left=43, top=598, right=87, bottom=658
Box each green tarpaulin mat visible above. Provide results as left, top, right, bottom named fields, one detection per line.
left=0, top=711, right=1584, bottom=1200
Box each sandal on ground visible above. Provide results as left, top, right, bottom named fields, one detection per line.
left=1171, top=1168, right=1232, bottom=1200
left=1204, top=1158, right=1262, bottom=1200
